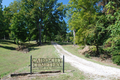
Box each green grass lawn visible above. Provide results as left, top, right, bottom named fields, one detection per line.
left=0, top=40, right=88, bottom=80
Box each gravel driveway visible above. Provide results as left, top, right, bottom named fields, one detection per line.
left=53, top=43, right=120, bottom=80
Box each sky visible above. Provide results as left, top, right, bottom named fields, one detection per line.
left=2, top=0, right=69, bottom=8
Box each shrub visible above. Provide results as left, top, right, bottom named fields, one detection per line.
left=89, top=46, right=97, bottom=56
left=111, top=49, right=120, bottom=65
left=89, top=46, right=111, bottom=58
left=85, top=53, right=90, bottom=58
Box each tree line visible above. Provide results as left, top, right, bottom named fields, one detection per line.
left=0, top=0, right=67, bottom=45
left=1, top=0, right=120, bottom=65
left=67, top=0, right=120, bottom=65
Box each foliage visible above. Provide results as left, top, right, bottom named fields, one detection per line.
left=20, top=0, right=67, bottom=44
left=67, top=0, right=107, bottom=55
left=11, top=11, right=28, bottom=45
left=66, top=0, right=120, bottom=65
left=1, top=0, right=67, bottom=44
left=111, top=49, right=120, bottom=65
left=85, top=53, right=90, bottom=58
left=107, top=10, right=120, bottom=39
left=1, top=0, right=120, bottom=66
left=0, top=8, right=4, bottom=39
left=105, top=3, right=120, bottom=64
left=3, top=7, right=12, bottom=39
left=55, top=20, right=67, bottom=42
left=69, top=0, right=99, bottom=45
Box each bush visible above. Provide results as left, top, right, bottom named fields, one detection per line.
left=89, top=46, right=97, bottom=56
left=112, top=55, right=120, bottom=65
left=85, top=53, right=90, bottom=58
left=89, top=46, right=111, bottom=58
left=89, top=46, right=103, bottom=56
left=111, top=49, right=120, bottom=65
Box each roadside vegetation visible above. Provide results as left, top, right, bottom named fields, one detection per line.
left=58, top=42, right=120, bottom=69
left=67, top=0, right=120, bottom=65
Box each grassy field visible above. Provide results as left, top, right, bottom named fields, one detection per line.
left=0, top=40, right=88, bottom=80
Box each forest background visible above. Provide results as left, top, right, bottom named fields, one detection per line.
left=0, top=0, right=120, bottom=65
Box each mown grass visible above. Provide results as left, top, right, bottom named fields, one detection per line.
left=0, top=40, right=56, bottom=78
left=0, top=40, right=87, bottom=80
left=33, top=62, right=88, bottom=80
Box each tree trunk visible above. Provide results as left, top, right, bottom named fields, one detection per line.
left=36, top=29, right=39, bottom=44
left=38, top=2, right=43, bottom=45
left=73, top=29, right=76, bottom=46
left=36, top=39, right=38, bottom=44
left=29, top=39, right=30, bottom=44
left=4, top=35, right=6, bottom=40
left=14, top=38, right=16, bottom=44
left=45, top=35, right=46, bottom=43
left=96, top=44, right=99, bottom=56
left=42, top=35, right=43, bottom=43
left=39, top=23, right=42, bottom=45
left=37, top=21, right=41, bottom=45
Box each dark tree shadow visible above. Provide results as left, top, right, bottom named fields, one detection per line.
left=0, top=45, right=16, bottom=50
left=28, top=47, right=39, bottom=51
left=0, top=40, right=15, bottom=45
left=0, top=40, right=53, bottom=52
left=41, top=42, right=51, bottom=46
left=28, top=44, right=40, bottom=51
left=56, top=42, right=73, bottom=45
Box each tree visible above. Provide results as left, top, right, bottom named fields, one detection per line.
left=0, top=0, right=4, bottom=39
left=43, top=2, right=67, bottom=42
left=1, top=0, right=67, bottom=45
left=67, top=0, right=111, bottom=55
left=98, top=0, right=120, bottom=14
left=67, top=0, right=99, bottom=44
left=11, top=11, right=28, bottom=47
left=21, top=0, right=59, bottom=45
left=67, top=0, right=120, bottom=61
left=0, top=8, right=4, bottom=39
left=9, top=0, right=21, bottom=14
left=86, top=15, right=108, bottom=56
left=3, top=7, right=12, bottom=39
left=102, top=1, right=120, bottom=65
left=20, top=0, right=67, bottom=44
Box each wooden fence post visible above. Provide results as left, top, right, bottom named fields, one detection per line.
left=30, top=55, right=32, bottom=74
left=63, top=55, right=65, bottom=73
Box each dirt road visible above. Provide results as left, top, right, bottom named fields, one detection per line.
left=53, top=43, right=120, bottom=80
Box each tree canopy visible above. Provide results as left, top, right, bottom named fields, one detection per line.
left=1, top=0, right=67, bottom=45
left=1, top=0, right=120, bottom=65
left=67, top=0, right=120, bottom=64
